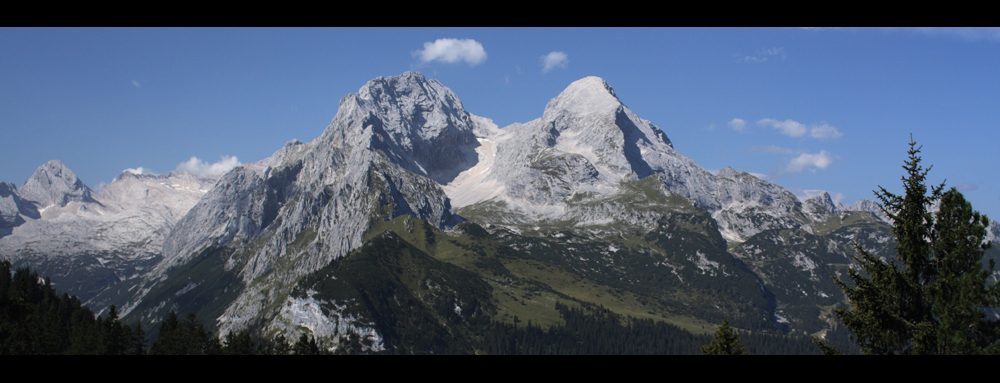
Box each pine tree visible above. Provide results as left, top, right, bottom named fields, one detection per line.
left=294, top=333, right=322, bottom=355
left=131, top=321, right=147, bottom=355
left=828, top=138, right=1000, bottom=354
left=701, top=319, right=747, bottom=355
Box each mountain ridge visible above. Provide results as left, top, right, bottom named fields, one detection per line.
left=2, top=72, right=997, bottom=351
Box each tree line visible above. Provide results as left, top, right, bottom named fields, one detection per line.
left=0, top=260, right=329, bottom=355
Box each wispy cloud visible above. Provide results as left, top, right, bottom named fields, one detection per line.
left=757, top=118, right=843, bottom=139
left=124, top=167, right=148, bottom=175
left=414, top=38, right=487, bottom=66
left=736, top=55, right=767, bottom=64
left=728, top=118, right=747, bottom=132
left=802, top=27, right=1000, bottom=42
left=957, top=182, right=979, bottom=192
left=785, top=151, right=834, bottom=173
left=890, top=27, right=1000, bottom=41
left=541, top=51, right=569, bottom=73
left=131, top=80, right=141, bottom=88
left=736, top=47, right=786, bottom=63
left=758, top=47, right=787, bottom=59
left=176, top=156, right=241, bottom=176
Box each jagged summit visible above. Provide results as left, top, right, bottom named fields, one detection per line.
left=318, top=71, right=491, bottom=184
left=18, top=160, right=96, bottom=209
left=542, top=76, right=622, bottom=120
left=802, top=191, right=842, bottom=221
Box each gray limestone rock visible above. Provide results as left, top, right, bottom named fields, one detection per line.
left=124, top=72, right=479, bottom=333
left=17, top=160, right=97, bottom=209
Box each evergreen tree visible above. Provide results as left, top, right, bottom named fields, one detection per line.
left=294, top=333, right=322, bottom=355
left=223, top=329, right=256, bottom=355
left=828, top=138, right=1000, bottom=354
left=150, top=311, right=184, bottom=355
left=701, top=319, right=747, bottom=355
left=131, top=321, right=147, bottom=355
left=271, top=334, right=291, bottom=355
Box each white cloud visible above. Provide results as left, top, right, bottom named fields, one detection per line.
left=757, top=118, right=842, bottom=139
left=131, top=80, right=141, bottom=88
left=728, top=118, right=747, bottom=132
left=541, top=51, right=569, bottom=73
left=785, top=151, right=834, bottom=173
left=414, top=38, right=487, bottom=66
left=124, top=167, right=148, bottom=175
left=176, top=156, right=241, bottom=176
left=758, top=118, right=807, bottom=137
left=809, top=123, right=843, bottom=139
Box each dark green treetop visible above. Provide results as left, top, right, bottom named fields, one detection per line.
left=701, top=319, right=747, bottom=355
left=828, top=138, right=1000, bottom=354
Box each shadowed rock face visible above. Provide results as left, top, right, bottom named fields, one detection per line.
left=327, top=72, right=483, bottom=185
left=1, top=182, right=37, bottom=235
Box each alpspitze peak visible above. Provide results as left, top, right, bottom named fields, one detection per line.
left=544, top=76, right=623, bottom=118
left=562, top=76, right=617, bottom=98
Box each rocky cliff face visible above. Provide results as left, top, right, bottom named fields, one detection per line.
left=10, top=72, right=993, bottom=343
left=115, top=73, right=869, bottom=337
left=122, top=72, right=484, bottom=334
left=17, top=160, right=97, bottom=210
left=0, top=182, right=37, bottom=236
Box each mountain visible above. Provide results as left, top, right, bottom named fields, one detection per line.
left=0, top=165, right=218, bottom=308
left=6, top=72, right=995, bottom=353
left=119, top=72, right=481, bottom=336
left=17, top=159, right=98, bottom=210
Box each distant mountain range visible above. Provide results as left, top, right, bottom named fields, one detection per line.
left=2, top=72, right=997, bottom=352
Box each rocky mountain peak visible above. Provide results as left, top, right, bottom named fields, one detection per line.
left=803, top=191, right=841, bottom=221
left=320, top=72, right=486, bottom=185
left=543, top=76, right=622, bottom=120
left=987, top=219, right=1000, bottom=244
left=716, top=167, right=741, bottom=179
left=18, top=160, right=95, bottom=208
left=843, top=199, right=891, bottom=223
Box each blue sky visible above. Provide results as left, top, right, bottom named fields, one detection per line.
left=2, top=27, right=998, bottom=218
